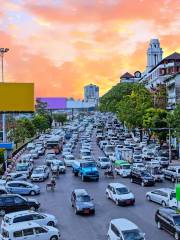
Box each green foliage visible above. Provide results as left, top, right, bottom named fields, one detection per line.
left=35, top=99, right=48, bottom=115
left=18, top=118, right=35, bottom=138
left=53, top=113, right=67, bottom=126
left=173, top=104, right=180, bottom=138
left=0, top=149, right=5, bottom=164
left=32, top=115, right=50, bottom=133
left=116, top=84, right=153, bottom=129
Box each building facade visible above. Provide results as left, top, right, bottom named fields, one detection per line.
left=84, top=84, right=99, bottom=105
left=120, top=72, right=141, bottom=83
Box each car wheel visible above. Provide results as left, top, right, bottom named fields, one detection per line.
left=106, top=192, right=110, bottom=199
left=162, top=201, right=166, bottom=207
left=47, top=221, right=55, bottom=227
left=141, top=182, right=145, bottom=187
left=30, top=206, right=36, bottom=211
left=0, top=210, right=5, bottom=216
left=115, top=199, right=119, bottom=206
left=82, top=175, right=85, bottom=182
left=175, top=232, right=179, bottom=240
left=50, top=235, right=58, bottom=240
left=30, top=190, right=36, bottom=196
left=157, top=221, right=162, bottom=229
left=146, top=195, right=151, bottom=201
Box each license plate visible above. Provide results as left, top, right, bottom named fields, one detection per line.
left=126, top=200, right=131, bottom=204
left=84, top=209, right=89, bottom=214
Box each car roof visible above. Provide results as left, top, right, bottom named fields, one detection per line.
left=110, top=218, right=138, bottom=231
left=152, top=188, right=174, bottom=193
left=108, top=183, right=127, bottom=188
left=2, top=221, right=40, bottom=231
left=74, top=189, right=88, bottom=196
left=4, top=210, right=37, bottom=219
left=159, top=207, right=180, bottom=216
left=7, top=181, right=31, bottom=185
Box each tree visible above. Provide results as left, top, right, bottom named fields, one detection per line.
left=32, top=115, right=49, bottom=133
left=53, top=113, right=67, bottom=126
left=35, top=99, right=48, bottom=115
left=172, top=104, right=180, bottom=138
left=116, top=84, right=153, bottom=139
left=18, top=118, right=35, bottom=138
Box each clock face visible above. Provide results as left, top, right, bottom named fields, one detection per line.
left=134, top=71, right=141, bottom=78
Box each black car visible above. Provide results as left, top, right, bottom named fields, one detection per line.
left=71, top=189, right=95, bottom=215
left=0, top=194, right=40, bottom=216
left=130, top=169, right=155, bottom=187
left=155, top=207, right=180, bottom=239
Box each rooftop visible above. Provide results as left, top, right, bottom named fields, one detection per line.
left=110, top=218, right=138, bottom=231
left=120, top=72, right=134, bottom=79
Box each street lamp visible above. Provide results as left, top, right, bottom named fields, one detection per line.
left=0, top=48, right=9, bottom=143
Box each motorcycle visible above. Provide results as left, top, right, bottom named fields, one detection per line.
left=104, top=169, right=115, bottom=178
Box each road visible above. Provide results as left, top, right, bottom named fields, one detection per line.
left=23, top=132, right=174, bottom=240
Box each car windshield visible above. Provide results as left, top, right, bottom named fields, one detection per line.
left=141, top=172, right=151, bottom=177
left=123, top=165, right=131, bottom=169
left=16, top=165, right=28, bottom=171
left=81, top=163, right=96, bottom=168
left=33, top=169, right=43, bottom=174
left=116, top=187, right=129, bottom=195
left=46, top=155, right=57, bottom=160
left=101, top=158, right=109, bottom=162
left=67, top=156, right=74, bottom=160
left=77, top=195, right=91, bottom=202
left=122, top=229, right=144, bottom=240
left=173, top=216, right=180, bottom=226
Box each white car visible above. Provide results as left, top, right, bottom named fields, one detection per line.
left=97, top=157, right=111, bottom=169
left=131, top=163, right=146, bottom=171
left=0, top=222, right=60, bottom=240
left=64, top=154, right=76, bottom=167
left=107, top=218, right=145, bottom=240
left=29, top=149, right=39, bottom=159
left=106, top=183, right=135, bottom=206
left=146, top=188, right=176, bottom=207
left=62, top=149, right=71, bottom=158
left=31, top=166, right=50, bottom=182
left=45, top=154, right=59, bottom=166
left=145, top=160, right=160, bottom=168
left=51, top=160, right=66, bottom=173
left=1, top=210, right=58, bottom=228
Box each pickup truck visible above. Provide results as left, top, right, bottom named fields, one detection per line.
left=72, top=160, right=99, bottom=181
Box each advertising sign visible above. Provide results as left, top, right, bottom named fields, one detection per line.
left=36, top=97, right=67, bottom=110
left=176, top=184, right=180, bottom=201
left=0, top=83, right=34, bottom=112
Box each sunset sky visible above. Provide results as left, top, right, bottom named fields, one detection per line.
left=0, top=0, right=180, bottom=98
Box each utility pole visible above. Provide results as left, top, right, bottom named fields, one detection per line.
left=0, top=48, right=9, bottom=171
left=0, top=48, right=9, bottom=143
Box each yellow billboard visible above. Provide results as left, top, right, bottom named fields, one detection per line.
left=0, top=83, right=34, bottom=112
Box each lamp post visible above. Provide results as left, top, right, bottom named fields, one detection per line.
left=0, top=48, right=9, bottom=143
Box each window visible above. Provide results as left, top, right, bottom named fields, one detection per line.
left=111, top=224, right=120, bottom=237
left=14, top=230, right=23, bottom=238
left=14, top=215, right=33, bottom=223
left=14, top=197, right=25, bottom=205
left=23, top=228, right=34, bottom=236
left=32, top=214, right=44, bottom=220
left=4, top=197, right=14, bottom=206
left=35, top=227, right=47, bottom=234
left=0, top=198, right=4, bottom=206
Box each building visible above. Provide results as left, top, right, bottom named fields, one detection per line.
left=120, top=72, right=141, bottom=83
left=84, top=84, right=99, bottom=105
left=165, top=73, right=180, bottom=110
left=140, top=39, right=180, bottom=90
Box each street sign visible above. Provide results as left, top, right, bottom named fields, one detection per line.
left=0, top=142, right=14, bottom=150
left=176, top=184, right=180, bottom=201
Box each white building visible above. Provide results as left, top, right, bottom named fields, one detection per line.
left=120, top=72, right=141, bottom=83
left=84, top=84, right=99, bottom=105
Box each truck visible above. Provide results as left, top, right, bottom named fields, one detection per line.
left=72, top=160, right=99, bottom=182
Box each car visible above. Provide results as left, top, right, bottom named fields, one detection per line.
left=29, top=149, right=39, bottom=159
left=64, top=154, right=76, bottom=167
left=106, top=183, right=135, bottom=206
left=146, top=188, right=176, bottom=207
left=20, top=154, right=33, bottom=163
left=51, top=160, right=66, bottom=173
left=45, top=154, right=59, bottom=166
left=0, top=187, right=8, bottom=195
left=6, top=172, right=28, bottom=181
left=133, top=155, right=143, bottom=163
left=15, top=163, right=32, bottom=177
left=164, top=165, right=180, bottom=182
left=62, top=149, right=72, bottom=158
left=130, top=169, right=155, bottom=187
left=96, top=157, right=111, bottom=169
left=31, top=166, right=50, bottom=182
left=71, top=189, right=95, bottom=215
left=36, top=146, right=45, bottom=156
left=131, top=163, right=146, bottom=171
left=2, top=210, right=58, bottom=227
left=107, top=218, right=145, bottom=240
left=155, top=207, right=180, bottom=239
left=145, top=160, right=160, bottom=168
left=6, top=181, right=40, bottom=196
left=157, top=156, right=169, bottom=168
left=0, top=222, right=61, bottom=240
left=0, top=194, right=40, bottom=216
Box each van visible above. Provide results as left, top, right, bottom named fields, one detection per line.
left=108, top=218, right=145, bottom=240
left=0, top=222, right=60, bottom=240
left=114, top=160, right=131, bottom=177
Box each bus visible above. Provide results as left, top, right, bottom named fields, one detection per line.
left=46, top=136, right=63, bottom=154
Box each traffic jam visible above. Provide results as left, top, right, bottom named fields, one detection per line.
left=0, top=112, right=179, bottom=240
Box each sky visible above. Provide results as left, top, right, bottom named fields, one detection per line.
left=0, top=0, right=180, bottom=99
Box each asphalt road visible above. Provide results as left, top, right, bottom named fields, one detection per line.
left=22, top=133, right=174, bottom=240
